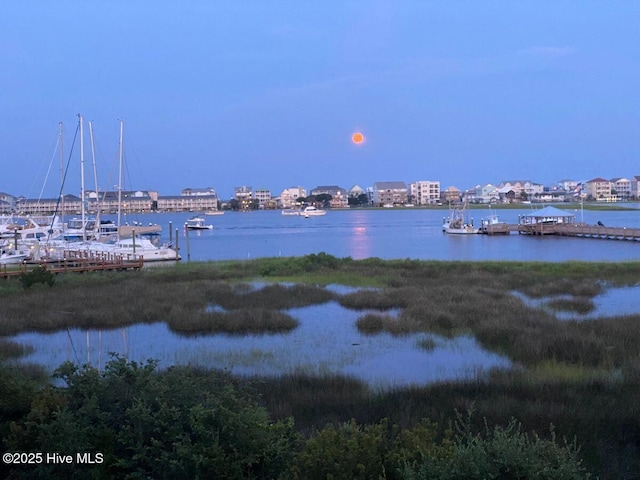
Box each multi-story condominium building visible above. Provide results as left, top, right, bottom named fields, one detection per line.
left=279, top=187, right=307, bottom=208
left=17, top=194, right=82, bottom=215
left=583, top=177, right=613, bottom=201
left=181, top=187, right=217, bottom=197
left=630, top=176, right=640, bottom=199
left=371, top=182, right=408, bottom=206
left=610, top=178, right=631, bottom=199
left=0, top=192, right=16, bottom=211
left=409, top=180, right=441, bottom=205
left=253, top=188, right=271, bottom=205
left=310, top=186, right=349, bottom=208
left=156, top=194, right=218, bottom=212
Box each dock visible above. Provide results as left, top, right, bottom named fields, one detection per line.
left=1, top=250, right=144, bottom=279
left=481, top=222, right=640, bottom=241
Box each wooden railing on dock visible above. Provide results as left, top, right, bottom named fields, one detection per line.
left=0, top=250, right=144, bottom=279
left=481, top=222, right=640, bottom=241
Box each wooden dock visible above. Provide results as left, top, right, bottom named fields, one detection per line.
left=481, top=222, right=640, bottom=241
left=0, top=250, right=144, bottom=279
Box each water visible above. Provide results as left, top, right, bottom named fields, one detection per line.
left=121, top=206, right=640, bottom=263
left=11, top=302, right=510, bottom=389
left=8, top=206, right=640, bottom=387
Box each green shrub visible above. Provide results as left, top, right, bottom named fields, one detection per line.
left=6, top=356, right=298, bottom=479
left=402, top=412, right=592, bottom=480
left=19, top=266, right=55, bottom=289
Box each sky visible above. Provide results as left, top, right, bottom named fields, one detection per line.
left=2, top=1, right=639, bottom=200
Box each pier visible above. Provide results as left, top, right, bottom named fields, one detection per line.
left=481, top=222, right=640, bottom=241
left=1, top=250, right=144, bottom=279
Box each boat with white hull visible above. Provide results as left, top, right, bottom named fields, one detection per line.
left=443, top=202, right=479, bottom=235
left=302, top=206, right=327, bottom=217
left=184, top=216, right=213, bottom=230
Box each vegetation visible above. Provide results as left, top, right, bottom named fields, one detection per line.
left=18, top=266, right=55, bottom=289
left=2, top=254, right=640, bottom=477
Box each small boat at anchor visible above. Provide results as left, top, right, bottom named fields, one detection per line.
left=301, top=206, right=327, bottom=217
left=184, top=216, right=213, bottom=230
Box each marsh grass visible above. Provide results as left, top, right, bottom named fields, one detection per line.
left=546, top=296, right=596, bottom=314
left=0, top=338, right=34, bottom=360
left=355, top=313, right=418, bottom=336
left=4, top=255, right=640, bottom=478
left=168, top=308, right=298, bottom=335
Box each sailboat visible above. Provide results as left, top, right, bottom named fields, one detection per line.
left=84, top=120, right=180, bottom=262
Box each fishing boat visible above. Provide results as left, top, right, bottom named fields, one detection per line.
left=442, top=202, right=479, bottom=234
left=184, top=216, right=213, bottom=230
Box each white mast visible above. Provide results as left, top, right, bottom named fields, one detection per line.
left=79, top=114, right=86, bottom=242
left=117, top=119, right=124, bottom=239
left=89, top=121, right=101, bottom=234
left=59, top=122, right=64, bottom=225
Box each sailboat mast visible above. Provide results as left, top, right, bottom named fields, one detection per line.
left=79, top=114, right=86, bottom=242
left=59, top=122, right=64, bottom=225
left=117, top=119, right=124, bottom=237
left=89, top=121, right=101, bottom=232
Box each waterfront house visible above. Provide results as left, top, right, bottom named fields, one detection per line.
left=610, top=178, right=631, bottom=200
left=631, top=176, right=640, bottom=199
left=583, top=178, right=613, bottom=202
left=371, top=182, right=408, bottom=206
left=442, top=186, right=461, bottom=204
left=470, top=184, right=499, bottom=204
left=279, top=187, right=307, bottom=208
left=253, top=188, right=272, bottom=206
left=310, top=186, right=349, bottom=208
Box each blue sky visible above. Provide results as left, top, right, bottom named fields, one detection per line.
left=2, top=2, right=639, bottom=200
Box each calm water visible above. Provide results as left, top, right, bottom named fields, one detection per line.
left=12, top=301, right=510, bottom=389
left=122, top=206, right=640, bottom=263
left=9, top=206, right=640, bottom=387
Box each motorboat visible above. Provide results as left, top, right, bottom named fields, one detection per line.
left=0, top=248, right=28, bottom=265
left=301, top=206, right=327, bottom=217
left=184, top=216, right=213, bottom=230
left=85, top=237, right=181, bottom=262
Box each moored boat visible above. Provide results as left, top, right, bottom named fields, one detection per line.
left=184, top=216, right=213, bottom=230
left=442, top=202, right=479, bottom=234
left=302, top=206, right=327, bottom=217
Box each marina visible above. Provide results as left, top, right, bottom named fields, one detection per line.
left=0, top=250, right=143, bottom=278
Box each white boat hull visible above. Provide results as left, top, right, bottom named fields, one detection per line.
left=443, top=226, right=479, bottom=234
left=0, top=252, right=28, bottom=264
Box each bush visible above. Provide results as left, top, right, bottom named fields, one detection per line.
left=19, top=266, right=55, bottom=289
left=5, top=356, right=298, bottom=479
left=402, top=412, right=592, bottom=480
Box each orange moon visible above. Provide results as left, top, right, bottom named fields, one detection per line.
left=352, top=132, right=365, bottom=144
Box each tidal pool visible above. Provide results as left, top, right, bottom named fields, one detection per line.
left=515, top=284, right=640, bottom=320
left=9, top=301, right=510, bottom=389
